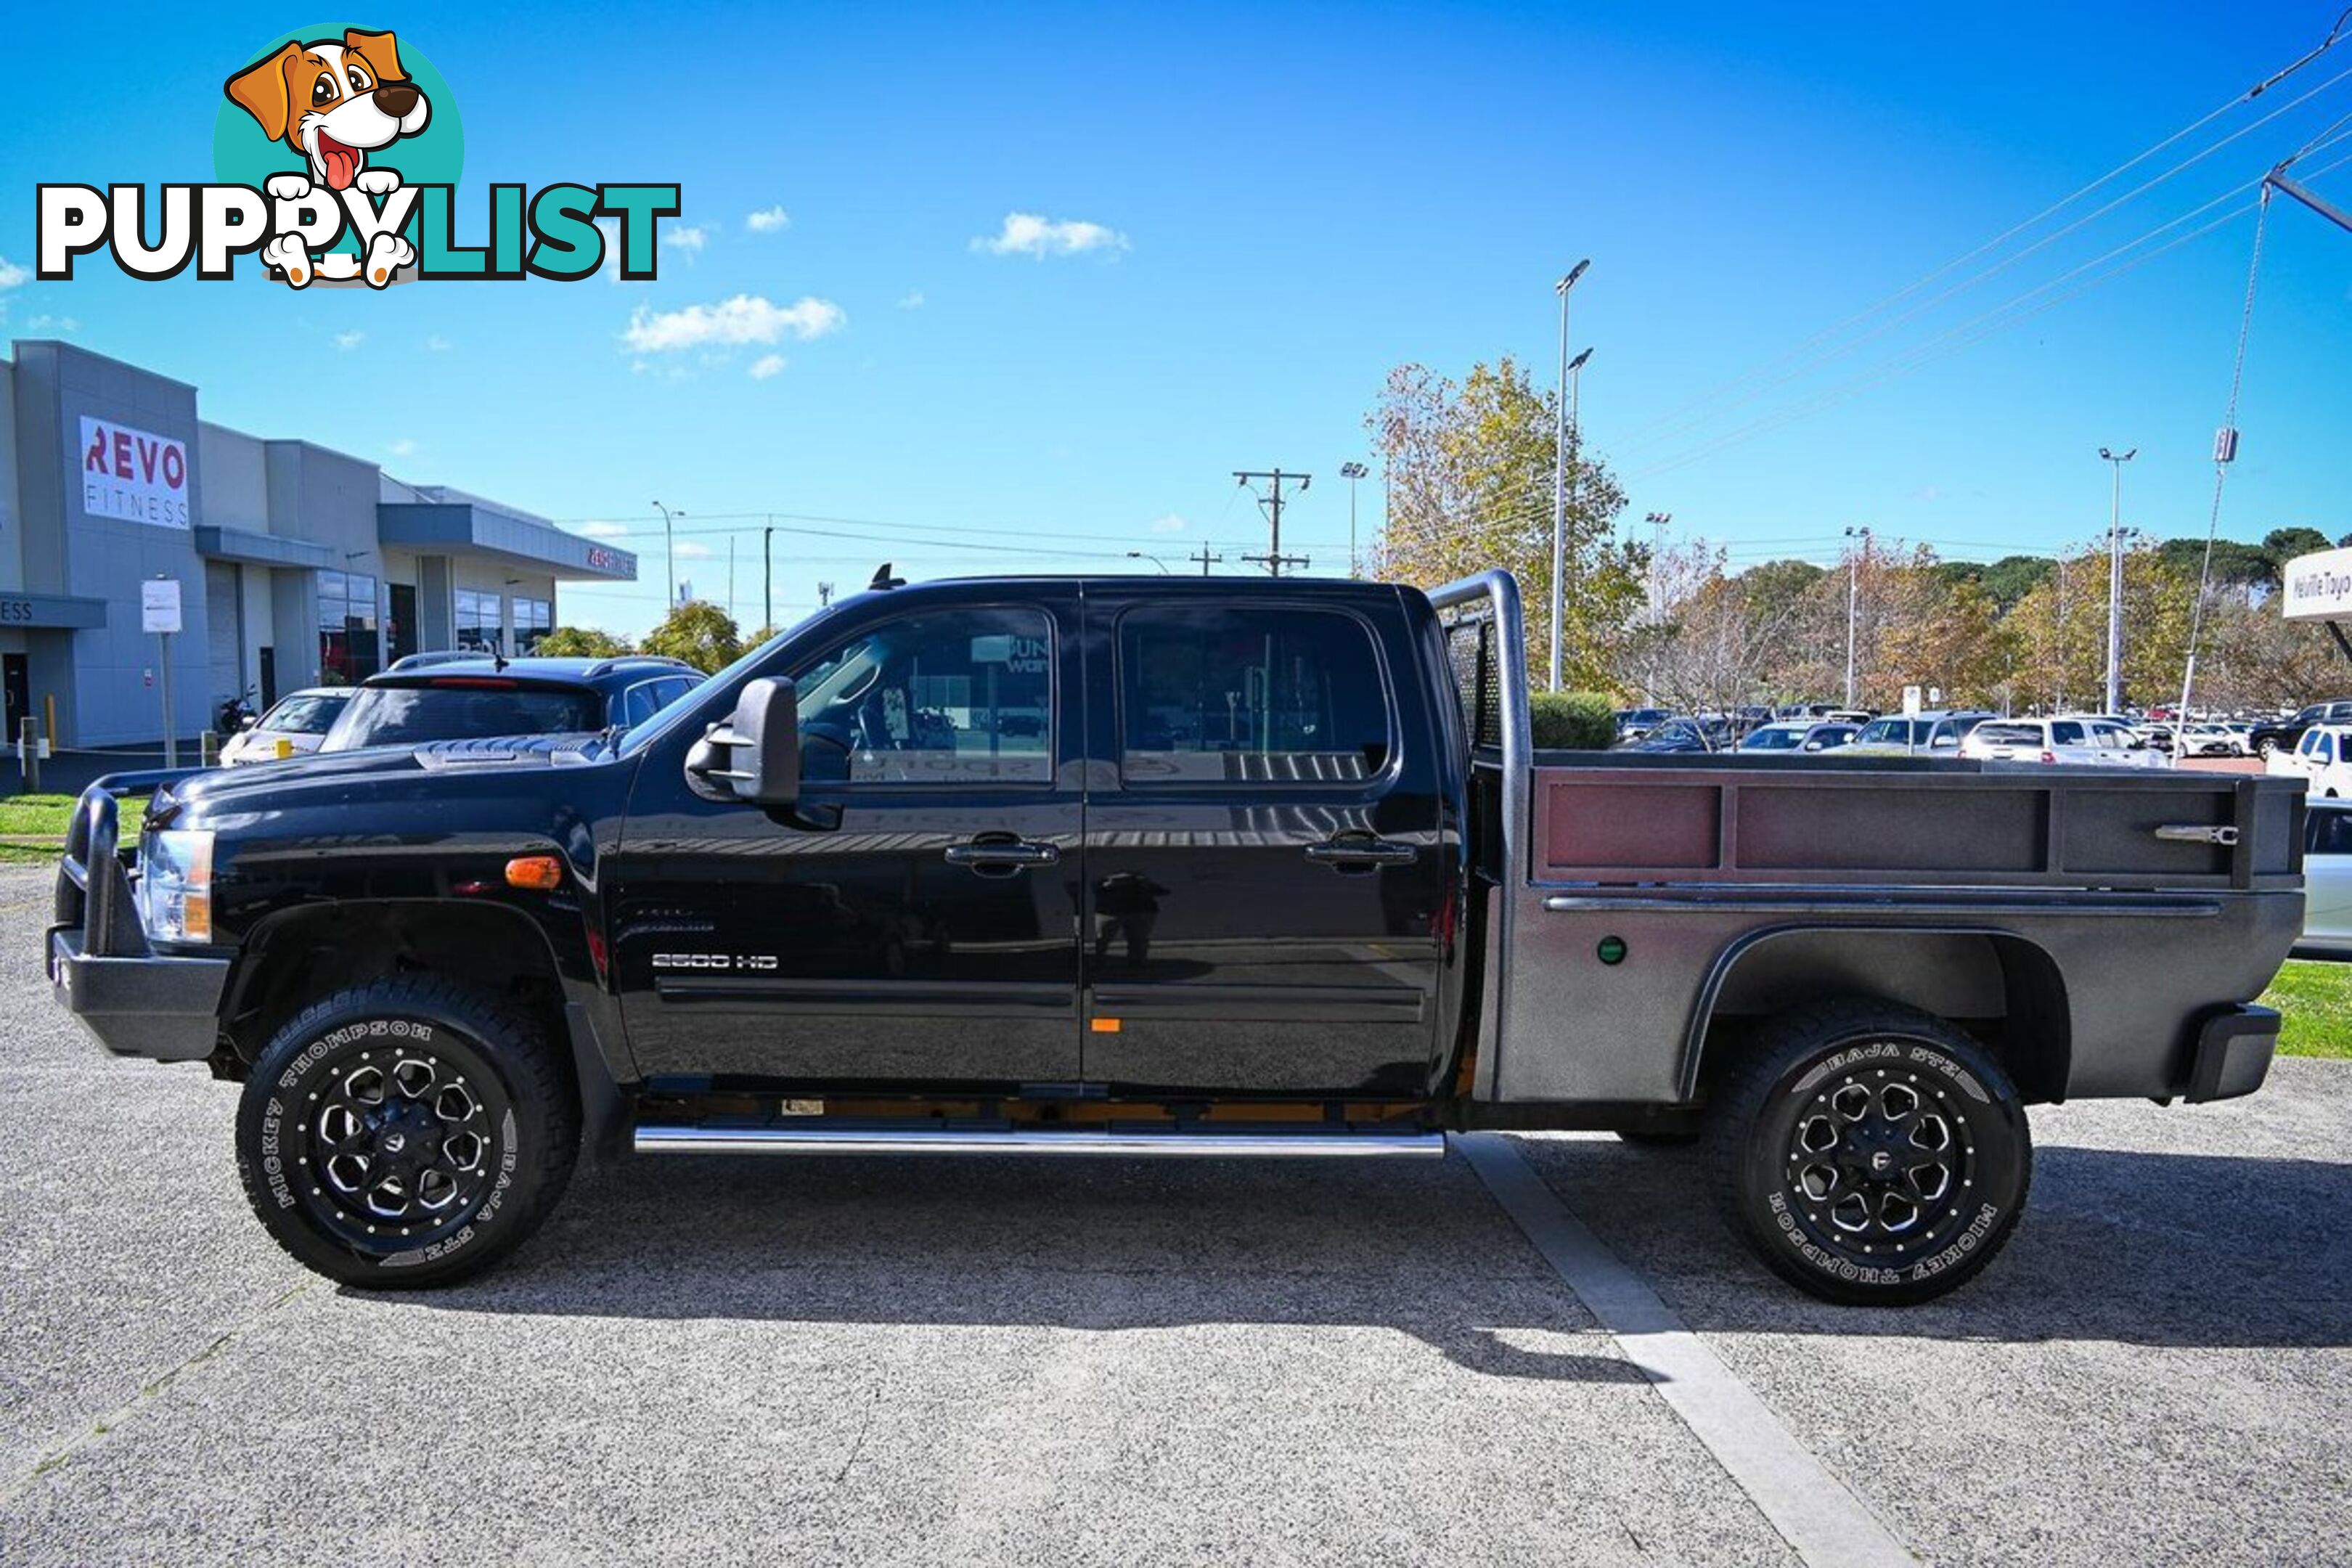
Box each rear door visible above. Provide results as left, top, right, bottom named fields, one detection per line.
left=1077, top=588, right=1450, bottom=1098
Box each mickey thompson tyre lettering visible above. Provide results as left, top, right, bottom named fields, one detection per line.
left=1702, top=997, right=2032, bottom=1307
left=235, top=976, right=578, bottom=1289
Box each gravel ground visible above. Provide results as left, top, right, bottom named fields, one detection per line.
left=1, top=863, right=2345, bottom=1565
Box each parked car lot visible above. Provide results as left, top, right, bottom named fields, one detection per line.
left=2, top=871, right=2346, bottom=1565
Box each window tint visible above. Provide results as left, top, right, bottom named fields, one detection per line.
left=2311, top=807, right=2352, bottom=856
left=324, top=684, right=605, bottom=748
left=789, top=608, right=1052, bottom=785
left=1119, top=605, right=1389, bottom=783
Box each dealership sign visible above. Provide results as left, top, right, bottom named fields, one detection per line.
left=81, top=418, right=190, bottom=529
left=2282, top=546, right=2352, bottom=621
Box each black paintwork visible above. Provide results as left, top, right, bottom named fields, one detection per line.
left=157, top=576, right=1471, bottom=1102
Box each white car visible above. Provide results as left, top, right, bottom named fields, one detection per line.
left=1957, top=715, right=2165, bottom=767
left=2267, top=722, right=2352, bottom=799
left=2298, top=801, right=2352, bottom=958
left=219, top=687, right=352, bottom=767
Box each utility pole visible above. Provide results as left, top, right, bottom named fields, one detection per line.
left=1235, top=468, right=1312, bottom=576
left=1549, top=258, right=1591, bottom=693
left=2099, top=446, right=2136, bottom=714
left=1843, top=526, right=1871, bottom=709
left=763, top=518, right=775, bottom=634
left=1189, top=544, right=1224, bottom=576
left=727, top=535, right=736, bottom=624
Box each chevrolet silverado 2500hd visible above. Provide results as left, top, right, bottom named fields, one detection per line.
left=49, top=570, right=2300, bottom=1303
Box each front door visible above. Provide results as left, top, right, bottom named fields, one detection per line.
left=612, top=597, right=1085, bottom=1089
left=1, top=655, right=27, bottom=740
left=388, top=584, right=419, bottom=665
left=1077, top=592, right=1449, bottom=1098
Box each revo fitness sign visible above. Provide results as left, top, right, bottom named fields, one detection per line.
left=81, top=418, right=189, bottom=529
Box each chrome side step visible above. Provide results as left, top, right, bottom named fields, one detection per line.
left=632, top=1124, right=1448, bottom=1159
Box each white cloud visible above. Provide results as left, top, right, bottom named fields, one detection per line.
left=425, top=333, right=452, bottom=351
left=661, top=224, right=708, bottom=256
left=971, top=212, right=1128, bottom=258
left=25, top=314, right=78, bottom=332
left=897, top=289, right=926, bottom=309
left=746, top=205, right=790, bottom=233
left=333, top=330, right=366, bottom=351
left=386, top=438, right=418, bottom=458
left=748, top=354, right=786, bottom=380
left=675, top=541, right=714, bottom=560
left=1149, top=514, right=1188, bottom=534
left=578, top=521, right=632, bottom=539
left=0, top=257, right=28, bottom=290
left=621, top=294, right=846, bottom=354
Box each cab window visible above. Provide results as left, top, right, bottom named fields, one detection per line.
left=2051, top=720, right=2085, bottom=746
left=1118, top=605, right=1391, bottom=784
left=789, top=608, right=1053, bottom=785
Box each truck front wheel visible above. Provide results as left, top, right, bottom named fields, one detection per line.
left=235, top=977, right=579, bottom=1289
left=1702, top=998, right=2031, bottom=1306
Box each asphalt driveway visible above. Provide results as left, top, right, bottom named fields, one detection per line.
left=1, top=865, right=2345, bottom=1565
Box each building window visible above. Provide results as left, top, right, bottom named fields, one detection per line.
left=513, top=597, right=552, bottom=655
left=456, top=588, right=503, bottom=654
left=318, top=571, right=380, bottom=684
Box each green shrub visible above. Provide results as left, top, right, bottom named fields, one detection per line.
left=1529, top=690, right=1617, bottom=750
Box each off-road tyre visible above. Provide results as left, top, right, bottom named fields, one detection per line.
left=236, top=976, right=578, bottom=1289
left=1702, top=996, right=2031, bottom=1306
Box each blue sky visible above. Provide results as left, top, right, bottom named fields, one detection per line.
left=4, top=1, right=2349, bottom=638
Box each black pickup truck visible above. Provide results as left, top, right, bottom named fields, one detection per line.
left=48, top=570, right=2302, bottom=1304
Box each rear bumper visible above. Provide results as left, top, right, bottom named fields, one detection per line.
left=2183, top=1004, right=2278, bottom=1103
left=49, top=927, right=229, bottom=1061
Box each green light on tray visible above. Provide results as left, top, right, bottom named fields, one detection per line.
left=1597, top=935, right=1628, bottom=965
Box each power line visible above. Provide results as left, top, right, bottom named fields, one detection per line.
left=1234, top=468, right=1314, bottom=576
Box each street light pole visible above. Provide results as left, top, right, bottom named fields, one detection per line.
left=1843, top=526, right=1871, bottom=709
left=2099, top=447, right=2136, bottom=714
left=650, top=499, right=682, bottom=608
left=1339, top=462, right=1368, bottom=578
left=1641, top=509, right=1670, bottom=705
left=1550, top=258, right=1590, bottom=693
left=763, top=518, right=775, bottom=634
left=1125, top=550, right=1172, bottom=574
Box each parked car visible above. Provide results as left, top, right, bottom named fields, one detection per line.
left=1614, top=707, right=1671, bottom=741
left=1614, top=716, right=1715, bottom=752
left=1840, top=710, right=1996, bottom=756
left=2267, top=722, right=2352, bottom=799
left=2164, top=722, right=2248, bottom=759
left=49, top=569, right=2298, bottom=1309
left=1736, top=720, right=1859, bottom=753
left=1958, top=715, right=2166, bottom=768
left=217, top=688, right=352, bottom=767
left=2248, top=699, right=2352, bottom=759
left=2298, top=801, right=2352, bottom=960
left=318, top=655, right=705, bottom=755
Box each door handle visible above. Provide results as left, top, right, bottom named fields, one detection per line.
left=1304, top=833, right=1419, bottom=869
left=944, top=837, right=1061, bottom=871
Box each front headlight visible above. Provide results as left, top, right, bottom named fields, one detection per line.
left=136, top=830, right=215, bottom=944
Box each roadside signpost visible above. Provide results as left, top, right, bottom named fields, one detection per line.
left=142, top=578, right=181, bottom=768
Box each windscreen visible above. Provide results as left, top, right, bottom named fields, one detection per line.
left=261, top=695, right=347, bottom=735
left=323, top=683, right=606, bottom=750
left=1740, top=727, right=1803, bottom=750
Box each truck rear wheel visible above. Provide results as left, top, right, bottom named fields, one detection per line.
left=235, top=977, right=578, bottom=1289
left=1702, top=997, right=2030, bottom=1306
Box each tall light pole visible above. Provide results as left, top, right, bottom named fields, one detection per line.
left=1339, top=462, right=1368, bottom=577
left=1642, top=509, right=1670, bottom=705
left=1844, top=526, right=1871, bottom=709
left=650, top=499, right=682, bottom=608
left=2099, top=447, right=2136, bottom=714
left=1126, top=550, right=1172, bottom=574
left=762, top=518, right=775, bottom=634
left=1549, top=258, right=1590, bottom=692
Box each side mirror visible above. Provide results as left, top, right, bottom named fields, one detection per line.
left=240, top=715, right=261, bottom=731
left=685, top=677, right=801, bottom=805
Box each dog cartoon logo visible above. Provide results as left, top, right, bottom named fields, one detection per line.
left=224, top=28, right=428, bottom=287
